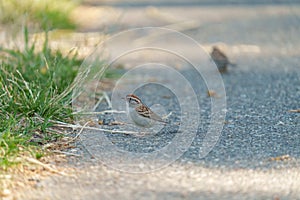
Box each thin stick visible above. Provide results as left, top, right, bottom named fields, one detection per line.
left=51, top=150, right=81, bottom=157
left=289, top=109, right=300, bottom=113
left=64, top=121, right=90, bottom=144
left=103, top=91, right=112, bottom=108
left=92, top=95, right=104, bottom=111
left=54, top=123, right=144, bottom=135
left=47, top=119, right=69, bottom=125
left=44, top=118, right=145, bottom=135
left=24, top=157, right=70, bottom=176
left=47, top=128, right=66, bottom=135
left=75, top=110, right=126, bottom=115
left=162, top=111, right=173, bottom=120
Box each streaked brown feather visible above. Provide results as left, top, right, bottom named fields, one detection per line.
left=135, top=105, right=165, bottom=123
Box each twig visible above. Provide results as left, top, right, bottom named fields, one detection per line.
left=92, top=94, right=104, bottom=111
left=162, top=111, right=173, bottom=119
left=103, top=91, right=112, bottom=108
left=47, top=128, right=66, bottom=135
left=24, top=157, right=70, bottom=176
left=43, top=118, right=145, bottom=135
left=54, top=123, right=144, bottom=135
left=64, top=121, right=90, bottom=144
left=47, top=119, right=69, bottom=125
left=51, top=150, right=81, bottom=157
left=75, top=110, right=126, bottom=115
left=289, top=109, right=300, bottom=113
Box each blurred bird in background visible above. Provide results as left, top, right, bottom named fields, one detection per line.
left=210, top=46, right=236, bottom=73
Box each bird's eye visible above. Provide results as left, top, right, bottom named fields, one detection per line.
left=130, top=98, right=137, bottom=104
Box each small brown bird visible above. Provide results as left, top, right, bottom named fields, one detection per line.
left=210, top=46, right=236, bottom=73
left=125, top=94, right=167, bottom=127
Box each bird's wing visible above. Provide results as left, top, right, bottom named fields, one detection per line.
left=136, top=105, right=165, bottom=123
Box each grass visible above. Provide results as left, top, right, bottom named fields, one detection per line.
left=0, top=26, right=122, bottom=171
left=0, top=27, right=82, bottom=169
left=0, top=0, right=78, bottom=30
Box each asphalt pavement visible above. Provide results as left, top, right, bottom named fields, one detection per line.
left=16, top=2, right=300, bottom=200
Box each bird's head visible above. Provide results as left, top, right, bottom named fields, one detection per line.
left=125, top=94, right=142, bottom=107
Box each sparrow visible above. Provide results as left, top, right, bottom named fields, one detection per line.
left=125, top=94, right=167, bottom=127
left=210, top=46, right=236, bottom=73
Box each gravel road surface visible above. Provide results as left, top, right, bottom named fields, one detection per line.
left=15, top=2, right=300, bottom=200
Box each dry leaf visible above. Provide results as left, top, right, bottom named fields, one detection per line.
left=207, top=90, right=218, bottom=97
left=269, top=154, right=291, bottom=161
